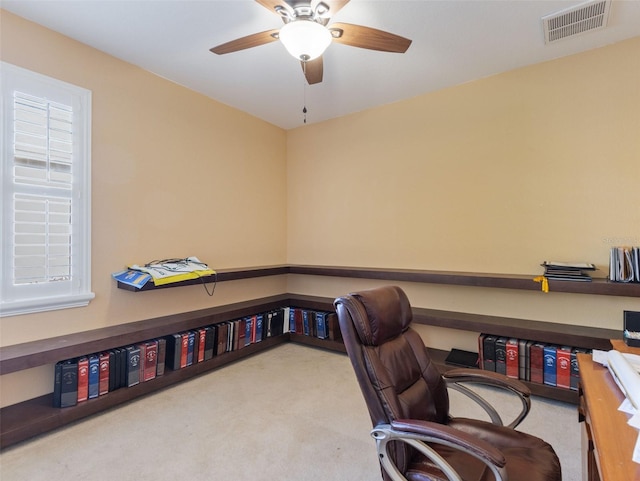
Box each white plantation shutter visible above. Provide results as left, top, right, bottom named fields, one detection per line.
left=1, top=63, right=93, bottom=317
left=13, top=194, right=72, bottom=285
left=13, top=92, right=73, bottom=285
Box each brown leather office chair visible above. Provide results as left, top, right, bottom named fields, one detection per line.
left=334, top=286, right=561, bottom=481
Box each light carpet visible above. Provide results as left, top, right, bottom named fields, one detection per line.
left=0, top=343, right=580, bottom=480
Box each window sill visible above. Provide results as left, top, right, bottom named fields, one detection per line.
left=0, top=292, right=95, bottom=318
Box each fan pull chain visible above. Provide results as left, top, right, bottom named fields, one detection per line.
left=302, top=61, right=308, bottom=123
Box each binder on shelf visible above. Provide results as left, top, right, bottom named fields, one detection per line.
left=316, top=312, right=329, bottom=340
left=187, top=331, right=196, bottom=366
left=88, top=354, right=99, bottom=399
left=495, top=337, right=507, bottom=375
left=77, top=357, right=89, bottom=403
left=556, top=346, right=572, bottom=390
left=126, top=346, right=141, bottom=387
left=165, top=334, right=182, bottom=371
left=543, top=345, right=557, bottom=387
left=156, top=338, right=167, bottom=376
left=481, top=335, right=497, bottom=372
left=506, top=338, right=519, bottom=379
left=53, top=360, right=78, bottom=408
left=204, top=327, right=215, bottom=361
left=107, top=350, right=117, bottom=392
left=255, top=314, right=264, bottom=342
left=143, top=341, right=158, bottom=382
left=180, top=332, right=189, bottom=368
left=98, top=352, right=110, bottom=395
left=197, top=329, right=206, bottom=363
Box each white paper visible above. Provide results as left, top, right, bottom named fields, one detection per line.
left=634, top=435, right=640, bottom=464
left=590, top=350, right=640, bottom=464
left=630, top=412, right=640, bottom=430
left=620, top=398, right=637, bottom=415
left=592, top=349, right=608, bottom=365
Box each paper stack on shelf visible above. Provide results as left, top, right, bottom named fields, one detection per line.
left=129, top=256, right=215, bottom=286
left=609, top=246, right=640, bottom=283
left=541, top=261, right=595, bottom=282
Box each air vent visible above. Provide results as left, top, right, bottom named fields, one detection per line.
left=542, top=0, right=611, bottom=44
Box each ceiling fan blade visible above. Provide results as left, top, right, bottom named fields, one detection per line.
left=210, top=29, right=280, bottom=55
left=329, top=22, right=412, bottom=53
left=301, top=57, right=323, bottom=85
left=315, top=0, right=350, bottom=17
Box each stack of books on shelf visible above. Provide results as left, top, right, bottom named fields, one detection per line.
left=53, top=307, right=342, bottom=408
left=478, top=334, right=590, bottom=391
left=288, top=308, right=341, bottom=341
left=541, top=261, right=595, bottom=282
left=609, top=246, right=640, bottom=283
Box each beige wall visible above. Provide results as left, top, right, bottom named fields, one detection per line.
left=1, top=9, right=639, bottom=407
left=287, top=36, right=640, bottom=273
left=285, top=36, right=640, bottom=348
left=0, top=11, right=288, bottom=406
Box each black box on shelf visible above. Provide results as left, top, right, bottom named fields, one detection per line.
left=444, top=348, right=479, bottom=368
left=623, top=311, right=640, bottom=347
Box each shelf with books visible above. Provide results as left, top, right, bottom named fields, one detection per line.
left=0, top=296, right=342, bottom=449
left=1, top=336, right=288, bottom=449
left=0, top=294, right=290, bottom=376
left=428, top=347, right=578, bottom=404
left=0, top=288, right=623, bottom=449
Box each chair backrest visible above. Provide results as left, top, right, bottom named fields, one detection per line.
left=334, top=286, right=450, bottom=475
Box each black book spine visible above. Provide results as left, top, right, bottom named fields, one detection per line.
left=111, top=349, right=121, bottom=391
left=204, top=326, right=215, bottom=361
left=164, top=334, right=182, bottom=371
left=108, top=351, right=116, bottom=392
left=126, top=346, right=141, bottom=387
left=57, top=360, right=78, bottom=408
left=119, top=348, right=127, bottom=388
left=482, top=335, right=497, bottom=372
left=156, top=338, right=166, bottom=376
left=53, top=362, right=63, bottom=408
left=495, top=337, right=507, bottom=375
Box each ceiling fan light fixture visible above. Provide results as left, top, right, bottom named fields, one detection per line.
left=279, top=20, right=332, bottom=61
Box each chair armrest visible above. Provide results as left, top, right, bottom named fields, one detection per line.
left=442, top=368, right=531, bottom=429
left=391, top=419, right=506, bottom=467
left=443, top=368, right=531, bottom=395
left=371, top=420, right=507, bottom=481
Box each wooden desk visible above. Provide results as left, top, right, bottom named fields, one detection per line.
left=578, top=342, right=640, bottom=481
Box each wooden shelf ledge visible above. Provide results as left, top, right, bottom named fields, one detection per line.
left=117, top=265, right=640, bottom=298
left=5, top=289, right=611, bottom=449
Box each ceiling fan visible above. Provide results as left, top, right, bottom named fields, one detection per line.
left=210, top=0, right=412, bottom=85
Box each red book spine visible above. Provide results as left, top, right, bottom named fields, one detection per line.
left=98, top=352, right=110, bottom=395
left=530, top=343, right=544, bottom=384
left=144, top=341, right=157, bottom=381
left=197, top=329, right=206, bottom=363
left=295, top=309, right=304, bottom=334
left=478, top=334, right=485, bottom=370
left=77, top=357, right=89, bottom=403
left=556, top=346, right=571, bottom=389
left=180, top=333, right=189, bottom=368
left=251, top=315, right=257, bottom=343
left=506, top=339, right=519, bottom=379
left=137, top=343, right=146, bottom=381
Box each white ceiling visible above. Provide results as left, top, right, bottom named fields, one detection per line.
left=3, top=0, right=640, bottom=130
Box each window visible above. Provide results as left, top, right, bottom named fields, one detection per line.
left=1, top=63, right=93, bottom=317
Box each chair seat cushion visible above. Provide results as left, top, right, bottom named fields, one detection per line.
left=405, top=418, right=561, bottom=481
